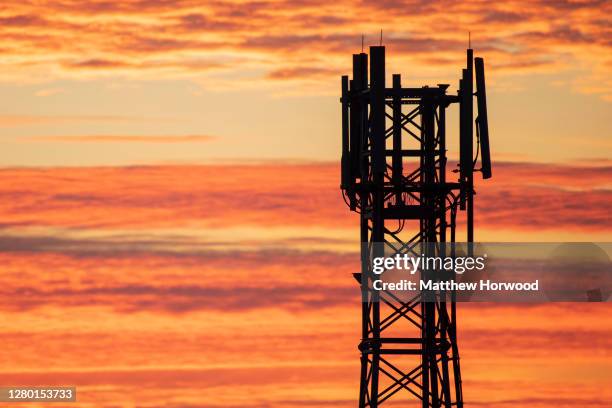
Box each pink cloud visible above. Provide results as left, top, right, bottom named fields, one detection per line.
left=0, top=161, right=608, bottom=231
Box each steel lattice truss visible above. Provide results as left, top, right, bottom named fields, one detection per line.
left=341, top=46, right=492, bottom=408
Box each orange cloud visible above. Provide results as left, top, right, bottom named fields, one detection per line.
left=0, top=161, right=609, bottom=231
left=0, top=1, right=609, bottom=98
left=26, top=135, right=216, bottom=143
left=0, top=231, right=610, bottom=406
left=0, top=114, right=147, bottom=126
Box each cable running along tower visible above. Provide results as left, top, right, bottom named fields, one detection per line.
left=340, top=46, right=493, bottom=407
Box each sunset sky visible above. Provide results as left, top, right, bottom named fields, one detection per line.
left=0, top=1, right=610, bottom=407
left=1, top=0, right=611, bottom=166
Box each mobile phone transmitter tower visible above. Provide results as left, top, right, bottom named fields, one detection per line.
left=340, top=46, right=493, bottom=407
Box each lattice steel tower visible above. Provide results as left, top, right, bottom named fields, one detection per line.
left=340, top=46, right=492, bottom=407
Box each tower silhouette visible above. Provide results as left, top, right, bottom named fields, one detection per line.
left=340, top=46, right=492, bottom=407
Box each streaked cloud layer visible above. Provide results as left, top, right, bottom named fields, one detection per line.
left=0, top=0, right=610, bottom=98
left=0, top=161, right=609, bottom=231
left=0, top=161, right=610, bottom=407
left=25, top=134, right=216, bottom=143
